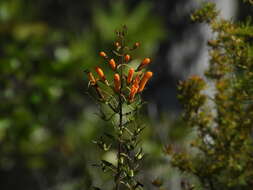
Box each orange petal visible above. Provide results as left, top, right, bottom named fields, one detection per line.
left=138, top=71, right=153, bottom=92
left=129, top=85, right=138, bottom=101
left=114, top=73, right=121, bottom=92
left=127, top=68, right=135, bottom=84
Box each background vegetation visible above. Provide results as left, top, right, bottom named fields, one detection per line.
left=0, top=0, right=252, bottom=190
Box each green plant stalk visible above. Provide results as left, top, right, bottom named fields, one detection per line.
left=88, top=26, right=152, bottom=190
left=115, top=36, right=124, bottom=190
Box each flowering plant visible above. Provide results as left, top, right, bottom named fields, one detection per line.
left=86, top=26, right=153, bottom=190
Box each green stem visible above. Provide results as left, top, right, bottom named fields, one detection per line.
left=116, top=35, right=124, bottom=190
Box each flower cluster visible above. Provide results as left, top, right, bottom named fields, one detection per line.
left=87, top=48, right=153, bottom=104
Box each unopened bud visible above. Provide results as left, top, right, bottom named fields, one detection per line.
left=115, top=42, right=120, bottom=47
left=114, top=73, right=121, bottom=92
left=96, top=67, right=109, bottom=86
left=134, top=42, right=140, bottom=48
left=125, top=54, right=131, bottom=62
left=137, top=58, right=151, bottom=71
left=99, top=51, right=107, bottom=58
left=109, top=59, right=116, bottom=70
left=87, top=72, right=96, bottom=86
left=127, top=68, right=134, bottom=84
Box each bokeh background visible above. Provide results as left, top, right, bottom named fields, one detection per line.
left=0, top=0, right=251, bottom=189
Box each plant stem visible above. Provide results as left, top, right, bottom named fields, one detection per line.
left=116, top=36, right=124, bottom=190
left=116, top=90, right=122, bottom=190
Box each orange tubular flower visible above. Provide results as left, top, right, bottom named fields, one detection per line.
left=109, top=59, right=116, bottom=70
left=99, top=51, right=107, bottom=58
left=138, top=71, right=153, bottom=92
left=133, top=74, right=140, bottom=88
left=127, top=68, right=134, bottom=84
left=95, top=66, right=109, bottom=85
left=129, top=85, right=138, bottom=102
left=137, top=58, right=151, bottom=71
left=87, top=71, right=96, bottom=85
left=95, top=66, right=105, bottom=80
left=114, top=73, right=121, bottom=92
left=125, top=54, right=131, bottom=62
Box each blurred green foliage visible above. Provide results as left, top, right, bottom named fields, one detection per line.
left=167, top=2, right=253, bottom=190
left=0, top=0, right=165, bottom=189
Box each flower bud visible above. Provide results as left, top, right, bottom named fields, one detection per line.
left=125, top=54, right=131, bottom=62
left=127, top=68, right=134, bottom=84
left=114, top=73, right=121, bottom=92
left=87, top=71, right=96, bottom=85
left=137, top=58, right=151, bottom=71
left=138, top=71, right=153, bottom=92
left=99, top=51, right=107, bottom=58
left=95, top=67, right=109, bottom=86
left=115, top=42, right=120, bottom=47
left=134, top=42, right=140, bottom=48
left=109, top=59, right=116, bottom=70
left=95, top=66, right=105, bottom=80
